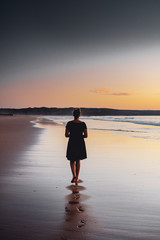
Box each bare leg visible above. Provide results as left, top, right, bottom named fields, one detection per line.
left=70, top=161, right=76, bottom=182
left=75, top=160, right=80, bottom=182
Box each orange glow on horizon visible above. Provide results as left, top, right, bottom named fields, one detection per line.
left=1, top=74, right=160, bottom=110
left=1, top=46, right=160, bottom=110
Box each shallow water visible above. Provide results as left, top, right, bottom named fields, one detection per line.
left=44, top=115, right=160, bottom=140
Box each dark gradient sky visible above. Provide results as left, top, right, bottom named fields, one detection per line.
left=1, top=0, right=160, bottom=108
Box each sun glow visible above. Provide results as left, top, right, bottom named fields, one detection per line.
left=1, top=44, right=160, bottom=109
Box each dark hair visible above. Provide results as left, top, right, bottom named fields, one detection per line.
left=73, top=108, right=81, bottom=118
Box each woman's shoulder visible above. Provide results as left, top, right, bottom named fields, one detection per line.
left=81, top=121, right=87, bottom=128
left=66, top=120, right=73, bottom=125
left=71, top=120, right=83, bottom=124
left=66, top=120, right=86, bottom=125
left=66, top=120, right=77, bottom=126
left=82, top=122, right=87, bottom=128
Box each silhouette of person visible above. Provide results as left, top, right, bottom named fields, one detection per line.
left=65, top=108, right=88, bottom=183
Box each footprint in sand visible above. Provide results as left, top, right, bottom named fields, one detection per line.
left=73, top=193, right=80, bottom=200
left=65, top=207, right=70, bottom=212
left=77, top=206, right=84, bottom=212
left=77, top=219, right=86, bottom=228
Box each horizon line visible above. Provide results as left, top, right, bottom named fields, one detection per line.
left=1, top=107, right=160, bottom=111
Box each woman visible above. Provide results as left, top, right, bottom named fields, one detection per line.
left=65, top=108, right=88, bottom=183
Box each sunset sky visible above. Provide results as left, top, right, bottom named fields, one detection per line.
left=1, top=0, right=160, bottom=109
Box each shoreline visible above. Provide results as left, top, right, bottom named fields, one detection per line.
left=0, top=115, right=41, bottom=167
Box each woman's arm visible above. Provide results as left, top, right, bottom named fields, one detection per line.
left=83, top=129, right=88, bottom=138
left=65, top=128, right=70, bottom=137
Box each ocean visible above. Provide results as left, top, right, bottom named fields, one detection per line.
left=38, top=115, right=160, bottom=140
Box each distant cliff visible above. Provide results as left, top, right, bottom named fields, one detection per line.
left=1, top=107, right=160, bottom=116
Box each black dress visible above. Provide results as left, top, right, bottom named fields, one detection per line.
left=66, top=121, right=87, bottom=161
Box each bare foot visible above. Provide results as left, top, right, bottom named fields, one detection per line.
left=71, top=177, right=76, bottom=183
left=75, top=178, right=83, bottom=183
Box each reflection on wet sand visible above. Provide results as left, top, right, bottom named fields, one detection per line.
left=65, top=184, right=89, bottom=229
left=53, top=183, right=92, bottom=240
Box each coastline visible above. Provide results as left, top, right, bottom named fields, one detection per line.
left=1, top=115, right=160, bottom=239
left=1, top=107, right=160, bottom=116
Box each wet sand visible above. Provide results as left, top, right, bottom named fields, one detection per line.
left=1, top=116, right=160, bottom=239
left=0, top=115, right=41, bottom=166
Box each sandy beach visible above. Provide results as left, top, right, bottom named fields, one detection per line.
left=0, top=115, right=41, bottom=165
left=1, top=115, right=160, bottom=240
